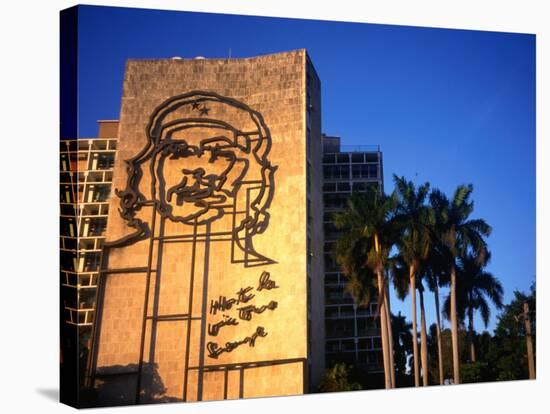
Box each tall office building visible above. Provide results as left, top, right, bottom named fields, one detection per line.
left=60, top=121, right=118, bottom=399
left=60, top=122, right=118, bottom=327
left=87, top=50, right=325, bottom=405
left=322, top=134, right=385, bottom=373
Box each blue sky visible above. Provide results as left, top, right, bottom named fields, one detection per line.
left=76, top=5, right=536, bottom=333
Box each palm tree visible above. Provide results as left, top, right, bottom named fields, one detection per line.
left=392, top=175, right=432, bottom=387
left=333, top=188, right=398, bottom=389
left=444, top=251, right=503, bottom=362
left=424, top=250, right=448, bottom=385
left=429, top=185, right=491, bottom=384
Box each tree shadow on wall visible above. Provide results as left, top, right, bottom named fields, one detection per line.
left=81, top=363, right=183, bottom=408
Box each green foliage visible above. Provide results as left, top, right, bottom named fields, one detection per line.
left=429, top=185, right=491, bottom=261
left=318, top=363, right=362, bottom=393
left=392, top=175, right=433, bottom=269
left=443, top=251, right=504, bottom=330
left=495, top=283, right=536, bottom=338
left=426, top=326, right=469, bottom=382
left=488, top=283, right=536, bottom=381
left=461, top=361, right=491, bottom=383
left=434, top=284, right=536, bottom=383
left=332, top=188, right=397, bottom=305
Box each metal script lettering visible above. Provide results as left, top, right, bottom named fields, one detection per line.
left=237, top=301, right=278, bottom=321
left=206, top=326, right=268, bottom=359
left=257, top=271, right=279, bottom=291
left=207, top=315, right=239, bottom=336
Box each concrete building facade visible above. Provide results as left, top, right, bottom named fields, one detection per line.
left=88, top=50, right=325, bottom=404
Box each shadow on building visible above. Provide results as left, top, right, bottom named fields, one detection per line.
left=81, top=363, right=182, bottom=407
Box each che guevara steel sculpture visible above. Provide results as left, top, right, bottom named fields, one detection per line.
left=108, top=90, right=277, bottom=266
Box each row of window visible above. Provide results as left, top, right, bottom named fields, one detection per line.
left=60, top=183, right=111, bottom=204
left=61, top=270, right=99, bottom=289
left=61, top=216, right=108, bottom=238
left=63, top=307, right=95, bottom=326
left=323, top=164, right=379, bottom=180
left=60, top=139, right=117, bottom=153
left=60, top=250, right=101, bottom=273
left=60, top=202, right=110, bottom=217
left=324, top=272, right=384, bottom=289
left=325, top=350, right=383, bottom=369
left=60, top=170, right=113, bottom=185
left=325, top=304, right=378, bottom=319
left=60, top=152, right=115, bottom=172
left=326, top=336, right=382, bottom=352
left=323, top=152, right=379, bottom=164
left=60, top=236, right=105, bottom=252
left=323, top=181, right=379, bottom=193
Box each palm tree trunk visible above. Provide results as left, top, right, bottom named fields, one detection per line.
left=409, top=266, right=420, bottom=387
left=434, top=283, right=444, bottom=385
left=377, top=270, right=392, bottom=389
left=384, top=283, right=396, bottom=388
left=419, top=287, right=429, bottom=386
left=450, top=264, right=461, bottom=384
left=468, top=306, right=476, bottom=362
left=373, top=233, right=392, bottom=389
left=523, top=302, right=535, bottom=379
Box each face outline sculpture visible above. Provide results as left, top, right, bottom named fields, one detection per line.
left=108, top=91, right=277, bottom=266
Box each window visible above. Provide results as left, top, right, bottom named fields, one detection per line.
left=83, top=252, right=101, bottom=272
left=324, top=222, right=340, bottom=240
left=325, top=307, right=339, bottom=319
left=323, top=212, right=336, bottom=223
left=351, top=165, right=361, bottom=179
left=60, top=154, right=70, bottom=172
left=358, top=338, right=372, bottom=350
left=62, top=237, right=77, bottom=250
left=91, top=153, right=115, bottom=170
left=325, top=273, right=339, bottom=284
left=86, top=185, right=110, bottom=202
left=327, top=341, right=340, bottom=352
left=60, top=185, right=75, bottom=203
left=323, top=165, right=349, bottom=180
left=352, top=164, right=379, bottom=179
left=88, top=218, right=107, bottom=236
left=353, top=182, right=367, bottom=192
left=336, top=153, right=349, bottom=164
left=337, top=182, right=350, bottom=192
left=341, top=340, right=355, bottom=351
left=60, top=250, right=77, bottom=272
left=324, top=253, right=338, bottom=271
left=324, top=241, right=336, bottom=254
left=61, top=217, right=76, bottom=237
left=323, top=193, right=349, bottom=209
left=60, top=204, right=76, bottom=216
left=365, top=153, right=378, bottom=162
left=367, top=164, right=378, bottom=178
